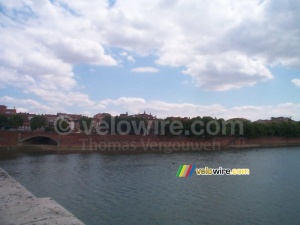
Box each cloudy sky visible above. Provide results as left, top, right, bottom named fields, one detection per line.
left=0, top=0, right=300, bottom=120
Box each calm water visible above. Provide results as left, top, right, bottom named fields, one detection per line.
left=1, top=147, right=300, bottom=225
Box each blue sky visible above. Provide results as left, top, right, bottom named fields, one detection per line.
left=0, top=0, right=300, bottom=120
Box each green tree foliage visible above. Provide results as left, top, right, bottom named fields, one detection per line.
left=114, top=116, right=147, bottom=135
left=3, top=111, right=295, bottom=138
left=30, top=115, right=47, bottom=130
left=0, top=115, right=8, bottom=129
left=100, top=114, right=113, bottom=134
left=243, top=121, right=300, bottom=138
left=45, top=126, right=55, bottom=132
left=79, top=116, right=93, bottom=131
left=54, top=118, right=70, bottom=133
left=9, top=115, right=23, bottom=129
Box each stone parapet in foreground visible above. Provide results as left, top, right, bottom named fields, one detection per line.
left=0, top=168, right=85, bottom=225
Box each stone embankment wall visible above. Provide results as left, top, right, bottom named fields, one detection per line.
left=0, top=168, right=85, bottom=225
left=1, top=131, right=300, bottom=151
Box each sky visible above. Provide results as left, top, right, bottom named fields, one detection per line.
left=0, top=0, right=300, bottom=121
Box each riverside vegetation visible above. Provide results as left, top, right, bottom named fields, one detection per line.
left=1, top=114, right=300, bottom=138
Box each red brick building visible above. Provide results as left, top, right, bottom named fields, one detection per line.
left=57, top=113, right=82, bottom=132
left=18, top=113, right=36, bottom=130
left=132, top=111, right=156, bottom=120
left=0, top=105, right=16, bottom=115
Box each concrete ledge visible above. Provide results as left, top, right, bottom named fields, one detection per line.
left=0, top=168, right=85, bottom=225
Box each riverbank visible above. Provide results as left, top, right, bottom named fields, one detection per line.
left=0, top=168, right=85, bottom=225
left=1, top=139, right=300, bottom=154
left=1, top=131, right=300, bottom=154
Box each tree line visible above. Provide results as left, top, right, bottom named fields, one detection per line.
left=91, top=115, right=300, bottom=138
left=1, top=114, right=300, bottom=138
left=0, top=114, right=56, bottom=131
left=0, top=114, right=24, bottom=130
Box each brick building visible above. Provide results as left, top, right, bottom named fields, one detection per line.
left=57, top=113, right=82, bottom=132
left=93, top=113, right=111, bottom=124
left=18, top=113, right=36, bottom=130
left=132, top=111, right=156, bottom=120
left=0, top=105, right=16, bottom=115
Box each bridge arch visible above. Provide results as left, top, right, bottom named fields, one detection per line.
left=20, top=136, right=58, bottom=146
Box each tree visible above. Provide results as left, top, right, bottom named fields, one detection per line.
left=201, top=116, right=214, bottom=136
left=54, top=118, right=70, bottom=133
left=45, top=126, right=55, bottom=132
left=102, top=115, right=113, bottom=133
left=9, top=115, right=23, bottom=129
left=189, top=116, right=203, bottom=137
left=79, top=116, right=93, bottom=131
left=243, top=121, right=255, bottom=138
left=30, top=115, right=47, bottom=130
left=0, top=115, right=8, bottom=129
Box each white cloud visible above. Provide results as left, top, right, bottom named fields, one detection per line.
left=100, top=97, right=146, bottom=106
left=0, top=94, right=98, bottom=115
left=292, top=79, right=300, bottom=87
left=119, top=51, right=135, bottom=63
left=110, top=0, right=300, bottom=90
left=28, top=88, right=96, bottom=108
left=97, top=97, right=300, bottom=121
left=0, top=0, right=116, bottom=111
left=2, top=95, right=300, bottom=121
left=46, top=37, right=117, bottom=66
left=182, top=52, right=273, bottom=91
left=0, top=96, right=61, bottom=114
left=127, top=55, right=135, bottom=63
left=131, top=67, right=159, bottom=73
left=1, top=0, right=300, bottom=115
left=120, top=52, right=128, bottom=57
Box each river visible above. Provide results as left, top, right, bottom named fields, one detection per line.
left=1, top=147, right=300, bottom=225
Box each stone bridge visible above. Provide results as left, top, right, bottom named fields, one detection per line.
left=17, top=132, right=61, bottom=146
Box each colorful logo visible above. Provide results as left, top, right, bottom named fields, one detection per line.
left=176, top=164, right=195, bottom=177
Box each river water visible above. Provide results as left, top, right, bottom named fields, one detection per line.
left=1, top=147, right=300, bottom=225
